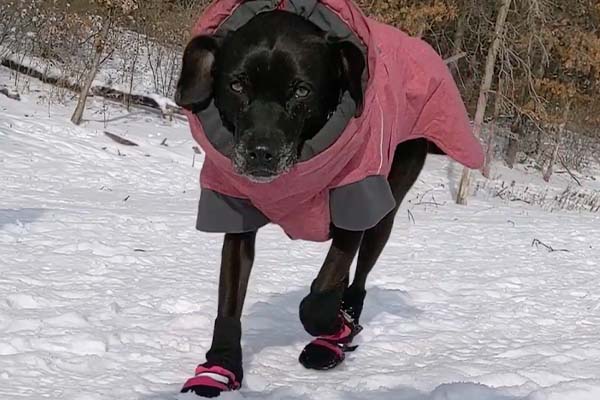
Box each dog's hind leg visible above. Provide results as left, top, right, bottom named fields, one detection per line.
left=181, top=231, right=256, bottom=398
left=343, top=139, right=428, bottom=323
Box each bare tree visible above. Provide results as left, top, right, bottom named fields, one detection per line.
left=456, top=0, right=512, bottom=205
left=449, top=2, right=468, bottom=80
left=70, top=0, right=138, bottom=125
left=543, top=99, right=572, bottom=182
left=71, top=13, right=113, bottom=125
left=482, top=76, right=504, bottom=178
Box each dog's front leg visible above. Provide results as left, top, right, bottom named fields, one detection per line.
left=300, top=228, right=363, bottom=336
left=181, top=231, right=256, bottom=397
left=298, top=228, right=363, bottom=370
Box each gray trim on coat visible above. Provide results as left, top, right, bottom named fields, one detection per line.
left=329, top=175, right=396, bottom=231
left=196, top=189, right=270, bottom=233
left=196, top=176, right=395, bottom=234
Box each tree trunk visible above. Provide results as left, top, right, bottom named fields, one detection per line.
left=450, top=7, right=467, bottom=79
left=531, top=36, right=548, bottom=167
left=456, top=0, right=512, bottom=205
left=506, top=29, right=543, bottom=168
left=505, top=117, right=521, bottom=168
left=543, top=140, right=559, bottom=182
left=482, top=76, right=504, bottom=178
left=543, top=99, right=571, bottom=182
left=71, top=15, right=112, bottom=125
left=126, top=32, right=141, bottom=112
left=533, top=128, right=544, bottom=161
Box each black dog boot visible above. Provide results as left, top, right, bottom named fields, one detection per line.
left=181, top=363, right=241, bottom=398
left=299, top=310, right=363, bottom=370
left=181, top=317, right=243, bottom=397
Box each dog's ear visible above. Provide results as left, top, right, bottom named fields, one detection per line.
left=175, top=35, right=220, bottom=111
left=330, top=39, right=365, bottom=117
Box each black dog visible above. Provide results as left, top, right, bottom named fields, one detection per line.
left=176, top=10, right=429, bottom=398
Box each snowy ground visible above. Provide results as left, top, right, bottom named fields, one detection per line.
left=1, top=67, right=600, bottom=400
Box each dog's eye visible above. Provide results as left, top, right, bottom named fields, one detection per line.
left=294, top=86, right=310, bottom=98
left=230, top=81, right=244, bottom=93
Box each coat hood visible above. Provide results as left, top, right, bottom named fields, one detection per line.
left=188, top=0, right=379, bottom=164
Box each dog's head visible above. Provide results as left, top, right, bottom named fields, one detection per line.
left=175, top=11, right=365, bottom=182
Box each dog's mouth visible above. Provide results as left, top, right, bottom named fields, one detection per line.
left=233, top=165, right=289, bottom=183
left=243, top=170, right=280, bottom=183
left=232, top=144, right=297, bottom=183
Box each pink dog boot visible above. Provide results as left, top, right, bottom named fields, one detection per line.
left=181, top=364, right=241, bottom=398
left=299, top=310, right=363, bottom=370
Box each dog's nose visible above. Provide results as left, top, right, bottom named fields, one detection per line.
left=248, top=146, right=276, bottom=165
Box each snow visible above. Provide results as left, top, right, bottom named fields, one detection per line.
left=147, top=93, right=180, bottom=114
left=1, top=66, right=600, bottom=400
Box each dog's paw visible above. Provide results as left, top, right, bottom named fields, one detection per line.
left=182, top=384, right=222, bottom=398
left=299, top=312, right=362, bottom=370
left=181, top=364, right=240, bottom=398
left=299, top=339, right=349, bottom=370
left=299, top=288, right=344, bottom=337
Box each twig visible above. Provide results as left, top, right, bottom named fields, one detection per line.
left=495, top=186, right=508, bottom=199
left=532, top=238, right=569, bottom=252
left=99, top=49, right=115, bottom=67
left=414, top=200, right=444, bottom=207
left=444, top=52, right=467, bottom=65
left=418, top=188, right=435, bottom=200
left=407, top=209, right=415, bottom=224
left=104, top=131, right=138, bottom=146
left=558, top=155, right=582, bottom=186
left=510, top=198, right=532, bottom=204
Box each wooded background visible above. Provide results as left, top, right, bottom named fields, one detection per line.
left=1, top=0, right=599, bottom=194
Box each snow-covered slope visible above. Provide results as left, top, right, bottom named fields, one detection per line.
left=1, top=67, right=600, bottom=400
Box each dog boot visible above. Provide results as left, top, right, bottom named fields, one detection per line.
left=181, top=364, right=241, bottom=398
left=299, top=310, right=363, bottom=370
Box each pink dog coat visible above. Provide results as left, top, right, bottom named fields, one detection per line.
left=185, top=0, right=484, bottom=242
